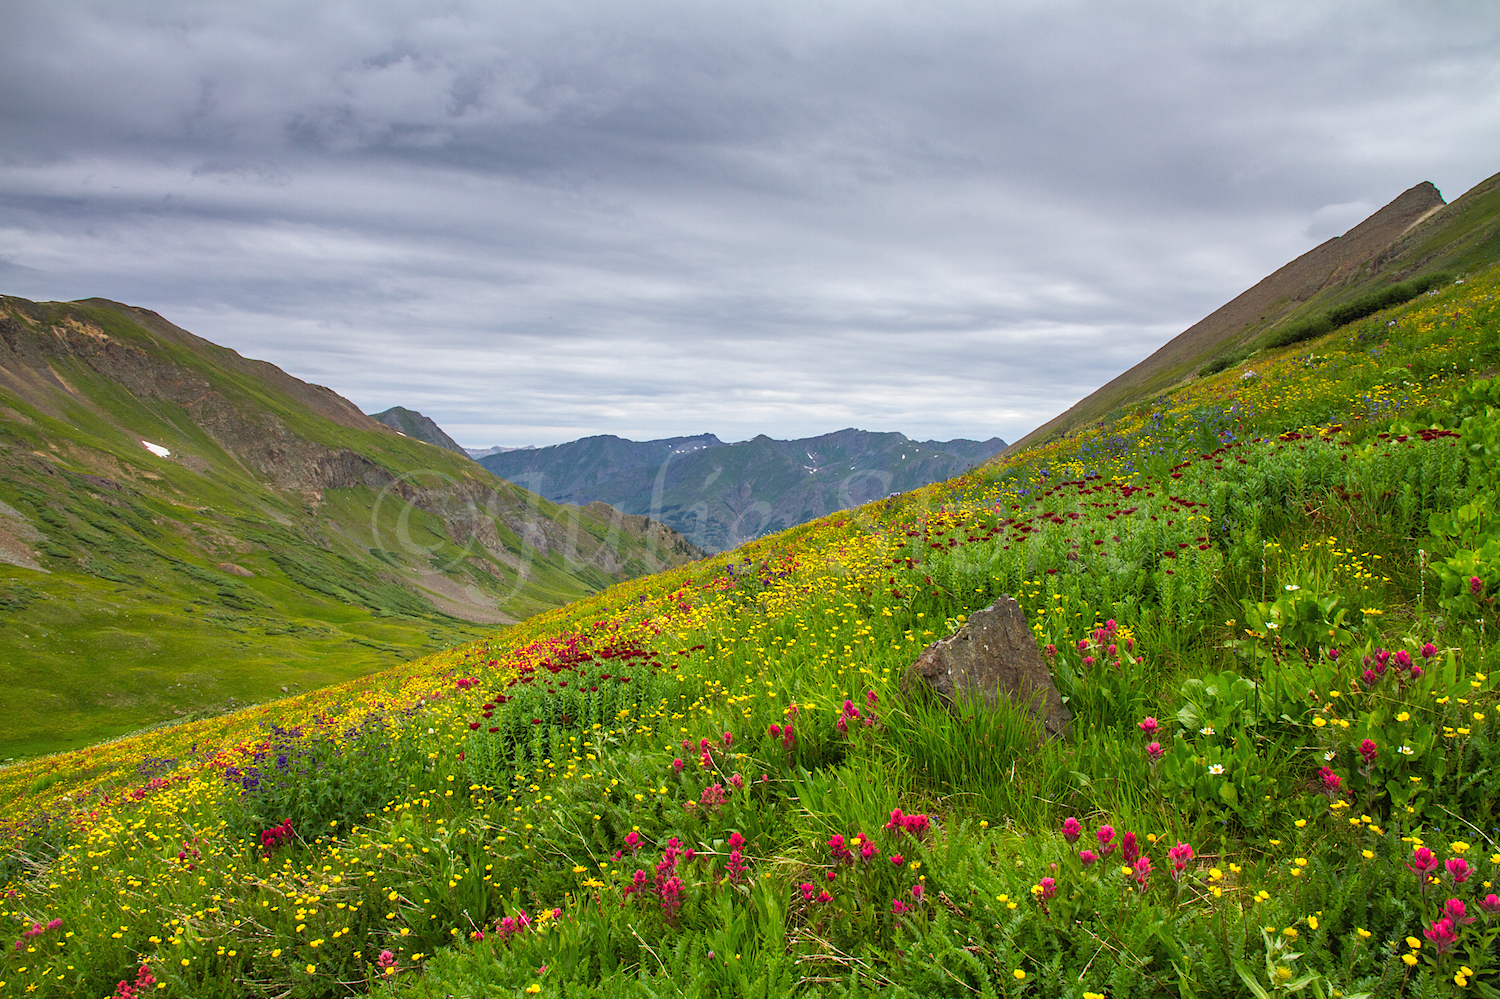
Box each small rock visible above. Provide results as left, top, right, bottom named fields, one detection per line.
left=217, top=562, right=253, bottom=577
left=901, top=595, right=1070, bottom=740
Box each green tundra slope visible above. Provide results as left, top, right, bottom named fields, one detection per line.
left=0, top=297, right=701, bottom=758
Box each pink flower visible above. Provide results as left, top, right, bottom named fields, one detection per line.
left=1421, top=642, right=1439, bottom=659
left=1358, top=739, right=1378, bottom=766
left=1444, top=898, right=1476, bottom=925
left=377, top=950, right=397, bottom=970
left=1061, top=817, right=1082, bottom=843
left=781, top=725, right=796, bottom=749
left=1447, top=858, right=1473, bottom=884
left=1083, top=656, right=1095, bottom=668
left=1121, top=832, right=1140, bottom=864
left=1423, top=917, right=1458, bottom=954
left=721, top=731, right=734, bottom=748
left=1096, top=825, right=1116, bottom=854
left=1318, top=767, right=1342, bottom=793
left=911, top=883, right=925, bottom=902
left=1146, top=741, right=1164, bottom=761
left=828, top=834, right=852, bottom=865
left=890, top=853, right=905, bottom=866
left=1044, top=644, right=1057, bottom=658
left=885, top=808, right=906, bottom=830
left=624, top=831, right=643, bottom=853
left=1479, top=894, right=1500, bottom=916
left=799, top=882, right=816, bottom=902
left=1037, top=877, right=1056, bottom=901
left=1078, top=849, right=1099, bottom=868
left=817, top=890, right=832, bottom=904
left=1393, top=650, right=1412, bottom=670
left=860, top=839, right=881, bottom=861
left=1327, top=647, right=1340, bottom=661
left=1167, top=841, right=1193, bottom=879
left=892, top=898, right=909, bottom=914
left=729, top=772, right=744, bottom=790
left=1133, top=856, right=1152, bottom=887
left=1138, top=716, right=1160, bottom=737
left=1410, top=665, right=1423, bottom=680
left=1408, top=846, right=1439, bottom=876
left=902, top=813, right=931, bottom=838
left=728, top=831, right=745, bottom=850
left=672, top=758, right=684, bottom=772
left=1471, top=576, right=1485, bottom=596
left=725, top=848, right=748, bottom=883
left=835, top=715, right=849, bottom=735
left=1077, top=638, right=1089, bottom=652
left=768, top=723, right=782, bottom=739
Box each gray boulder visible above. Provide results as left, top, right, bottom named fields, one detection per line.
left=901, top=595, right=1070, bottom=740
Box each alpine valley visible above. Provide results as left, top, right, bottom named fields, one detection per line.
left=5, top=169, right=1500, bottom=999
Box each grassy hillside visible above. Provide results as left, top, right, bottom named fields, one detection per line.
left=0, top=297, right=701, bottom=758
left=2, top=264, right=1499, bottom=996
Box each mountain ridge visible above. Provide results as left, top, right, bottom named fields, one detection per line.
left=0, top=296, right=702, bottom=756
left=1009, top=171, right=1500, bottom=452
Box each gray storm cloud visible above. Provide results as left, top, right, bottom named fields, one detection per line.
left=2, top=0, right=1498, bottom=446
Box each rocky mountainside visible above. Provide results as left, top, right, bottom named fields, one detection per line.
left=1011, top=170, right=1500, bottom=450
left=369, top=406, right=470, bottom=457
left=480, top=428, right=1005, bottom=552
left=0, top=297, right=702, bottom=757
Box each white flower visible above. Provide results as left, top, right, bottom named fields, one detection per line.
left=1398, top=745, right=1414, bottom=756
left=1208, top=764, right=1225, bottom=775
left=1284, top=584, right=1301, bottom=591
left=1199, top=726, right=1215, bottom=736
left=1323, top=750, right=1337, bottom=762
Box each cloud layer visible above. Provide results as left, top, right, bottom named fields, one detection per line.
left=3, top=1, right=1499, bottom=446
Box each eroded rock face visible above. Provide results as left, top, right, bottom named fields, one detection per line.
left=901, top=595, right=1070, bottom=740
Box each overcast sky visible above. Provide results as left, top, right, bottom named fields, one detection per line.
left=3, top=1, right=1499, bottom=448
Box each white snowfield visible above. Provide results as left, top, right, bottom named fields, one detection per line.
left=141, top=440, right=171, bottom=457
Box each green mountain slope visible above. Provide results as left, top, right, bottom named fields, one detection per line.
left=480, top=428, right=1006, bottom=552
left=368, top=406, right=470, bottom=457
left=1012, top=169, right=1500, bottom=451
left=0, top=297, right=702, bottom=758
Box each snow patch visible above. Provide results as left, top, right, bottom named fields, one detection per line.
left=141, top=440, right=171, bottom=457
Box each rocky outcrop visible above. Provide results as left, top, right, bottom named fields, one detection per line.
left=901, top=595, right=1070, bottom=740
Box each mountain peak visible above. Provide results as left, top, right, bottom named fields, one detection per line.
left=369, top=406, right=469, bottom=457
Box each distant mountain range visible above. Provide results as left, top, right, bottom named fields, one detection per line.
left=476, top=429, right=1006, bottom=552
left=465, top=445, right=535, bottom=460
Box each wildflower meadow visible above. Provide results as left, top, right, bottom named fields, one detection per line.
left=4, top=268, right=1500, bottom=997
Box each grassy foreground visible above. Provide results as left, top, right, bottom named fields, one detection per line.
left=4, top=269, right=1500, bottom=997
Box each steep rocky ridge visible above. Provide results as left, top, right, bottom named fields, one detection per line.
left=1010, top=171, right=1500, bottom=452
